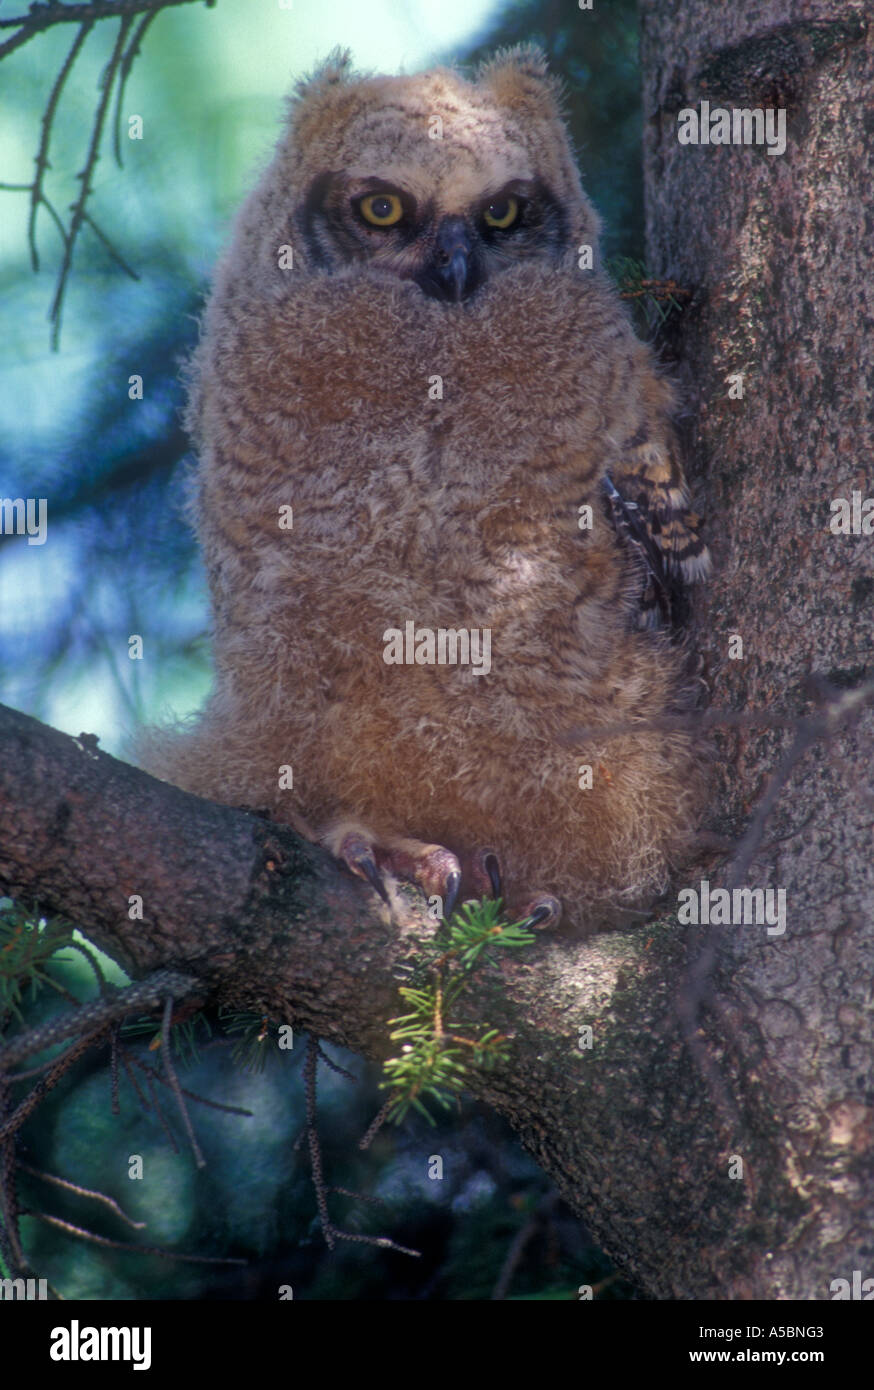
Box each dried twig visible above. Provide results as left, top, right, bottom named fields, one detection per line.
left=17, top=1162, right=146, bottom=1229
left=160, top=993, right=205, bottom=1168
left=112, top=9, right=159, bottom=165
left=121, top=1047, right=254, bottom=1117
left=316, top=1042, right=358, bottom=1082
left=0, top=968, right=197, bottom=1070
left=304, top=1035, right=421, bottom=1258
left=0, top=0, right=204, bottom=61
left=48, top=13, right=133, bottom=347
left=0, top=0, right=207, bottom=343
left=24, top=1209, right=246, bottom=1264
left=359, top=1099, right=393, bottom=1151
left=27, top=20, right=93, bottom=269
left=0, top=1027, right=109, bottom=1144
left=491, top=1191, right=560, bottom=1301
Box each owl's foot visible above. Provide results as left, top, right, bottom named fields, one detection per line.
left=327, top=822, right=462, bottom=919
left=470, top=848, right=561, bottom=930
left=332, top=828, right=391, bottom=905
left=385, top=837, right=463, bottom=919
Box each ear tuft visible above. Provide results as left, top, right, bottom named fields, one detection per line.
left=285, top=48, right=363, bottom=148
left=476, top=43, right=563, bottom=113
left=482, top=42, right=550, bottom=80
left=292, top=47, right=354, bottom=102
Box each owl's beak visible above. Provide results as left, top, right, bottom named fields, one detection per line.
left=420, top=216, right=478, bottom=302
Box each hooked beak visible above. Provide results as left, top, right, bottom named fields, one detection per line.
left=417, top=216, right=480, bottom=303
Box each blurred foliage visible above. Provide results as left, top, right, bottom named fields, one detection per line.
left=0, top=0, right=647, bottom=1300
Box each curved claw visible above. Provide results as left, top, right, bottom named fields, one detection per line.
left=471, top=847, right=503, bottom=901
left=331, top=826, right=461, bottom=917
left=357, top=853, right=391, bottom=905
left=519, top=895, right=562, bottom=931
left=443, top=870, right=462, bottom=922
left=483, top=852, right=502, bottom=900
left=338, top=833, right=390, bottom=905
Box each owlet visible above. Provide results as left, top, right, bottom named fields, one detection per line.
left=138, top=45, right=710, bottom=935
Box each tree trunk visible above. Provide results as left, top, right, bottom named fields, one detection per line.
left=636, top=0, right=874, bottom=1296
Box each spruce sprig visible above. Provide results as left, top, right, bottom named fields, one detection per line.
left=121, top=1007, right=274, bottom=1072
left=120, top=1010, right=212, bottom=1066
left=219, top=1007, right=274, bottom=1073
left=0, top=900, right=76, bottom=1024
left=607, top=255, right=690, bottom=326
left=381, top=898, right=536, bottom=1125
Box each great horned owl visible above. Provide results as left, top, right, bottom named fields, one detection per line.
left=138, top=45, right=710, bottom=935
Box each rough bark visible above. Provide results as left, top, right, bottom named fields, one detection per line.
left=1, top=664, right=868, bottom=1299
left=639, top=0, right=874, bottom=1297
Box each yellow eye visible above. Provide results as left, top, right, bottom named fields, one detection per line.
left=359, top=192, right=404, bottom=227
left=483, top=196, right=519, bottom=229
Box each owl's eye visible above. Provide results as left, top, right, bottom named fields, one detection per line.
left=483, top=196, right=519, bottom=229
left=358, top=192, right=404, bottom=227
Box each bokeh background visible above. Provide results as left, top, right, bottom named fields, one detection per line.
left=0, top=0, right=645, bottom=1299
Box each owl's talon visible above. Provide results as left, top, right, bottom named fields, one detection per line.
left=443, top=870, right=462, bottom=921
left=484, top=852, right=502, bottom=900
left=337, top=832, right=391, bottom=905
left=519, top=895, right=562, bottom=931
left=359, top=856, right=391, bottom=905
left=471, top=847, right=503, bottom=900
left=328, top=826, right=462, bottom=914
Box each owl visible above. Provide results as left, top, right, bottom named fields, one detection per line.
left=137, top=45, right=710, bottom=935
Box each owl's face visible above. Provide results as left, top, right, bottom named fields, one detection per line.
left=286, top=47, right=598, bottom=304
left=300, top=167, right=570, bottom=302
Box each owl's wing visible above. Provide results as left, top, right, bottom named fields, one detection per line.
left=604, top=433, right=710, bottom=628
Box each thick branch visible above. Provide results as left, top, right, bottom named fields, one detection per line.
left=0, top=698, right=844, bottom=1299
left=0, top=702, right=413, bottom=1045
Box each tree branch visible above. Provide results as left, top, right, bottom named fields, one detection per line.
left=0, top=0, right=207, bottom=61
left=0, top=697, right=837, bottom=1298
